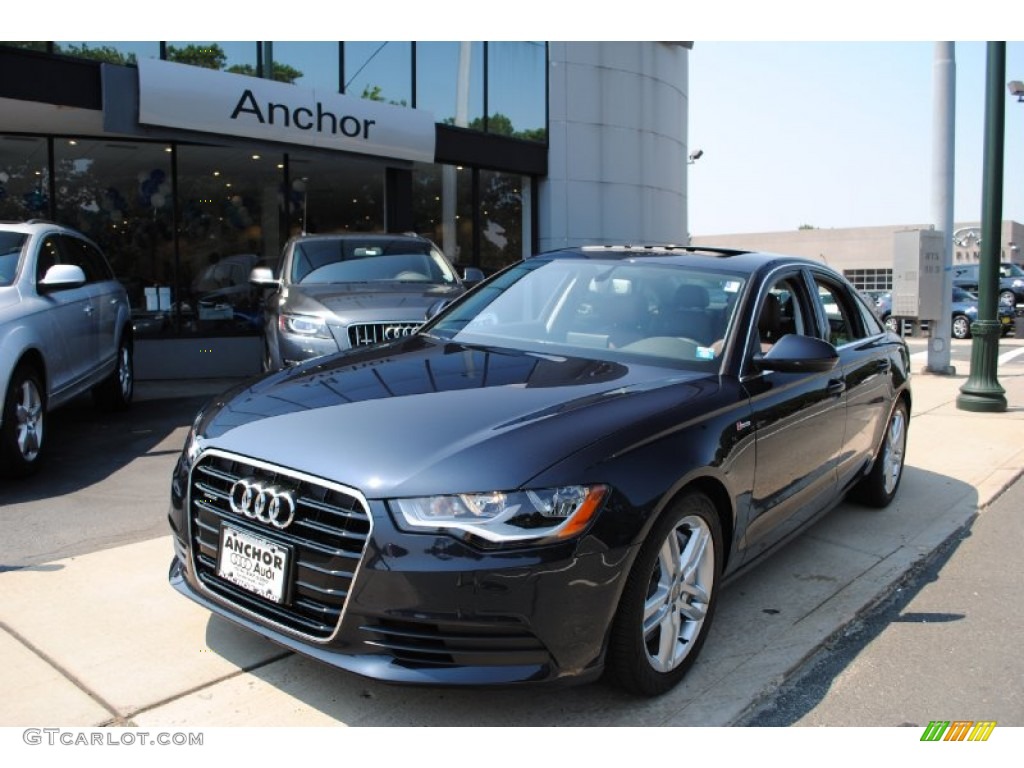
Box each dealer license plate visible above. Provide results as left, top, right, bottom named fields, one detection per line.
left=217, top=524, right=290, bottom=604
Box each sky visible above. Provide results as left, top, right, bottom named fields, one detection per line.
left=687, top=41, right=1024, bottom=236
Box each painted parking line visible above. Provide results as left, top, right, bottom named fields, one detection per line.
left=998, top=346, right=1024, bottom=366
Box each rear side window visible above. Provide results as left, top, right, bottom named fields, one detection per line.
left=59, top=235, right=114, bottom=283
left=0, top=231, right=27, bottom=286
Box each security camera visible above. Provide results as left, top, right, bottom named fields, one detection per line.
left=1009, top=81, right=1024, bottom=100
left=688, top=149, right=704, bottom=163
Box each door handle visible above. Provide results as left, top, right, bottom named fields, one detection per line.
left=83, top=305, right=95, bottom=315
left=827, top=378, right=846, bottom=396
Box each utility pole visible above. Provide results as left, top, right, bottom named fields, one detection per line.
left=924, top=42, right=956, bottom=375
left=957, top=42, right=1007, bottom=412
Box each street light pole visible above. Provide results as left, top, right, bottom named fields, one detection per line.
left=925, top=42, right=955, bottom=376
left=957, top=42, right=1008, bottom=412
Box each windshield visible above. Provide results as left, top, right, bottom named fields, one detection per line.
left=1000, top=263, right=1024, bottom=279
left=0, top=232, right=27, bottom=287
left=426, top=258, right=746, bottom=371
left=289, top=237, right=457, bottom=286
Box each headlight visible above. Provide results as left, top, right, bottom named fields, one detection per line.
left=392, top=485, right=608, bottom=546
left=280, top=313, right=331, bottom=338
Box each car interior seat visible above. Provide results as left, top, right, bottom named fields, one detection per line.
left=757, top=293, right=785, bottom=349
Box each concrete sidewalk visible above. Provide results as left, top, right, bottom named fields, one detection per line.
left=2, top=364, right=1023, bottom=727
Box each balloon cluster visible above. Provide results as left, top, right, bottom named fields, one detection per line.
left=138, top=169, right=171, bottom=209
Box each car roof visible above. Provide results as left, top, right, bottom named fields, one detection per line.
left=288, top=232, right=433, bottom=244
left=533, top=244, right=827, bottom=274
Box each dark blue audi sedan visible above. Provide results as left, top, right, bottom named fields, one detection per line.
left=168, top=245, right=911, bottom=697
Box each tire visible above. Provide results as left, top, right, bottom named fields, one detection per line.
left=852, top=398, right=909, bottom=509
left=605, top=490, right=722, bottom=696
left=93, top=334, right=134, bottom=410
left=0, top=363, right=46, bottom=479
left=951, top=314, right=971, bottom=340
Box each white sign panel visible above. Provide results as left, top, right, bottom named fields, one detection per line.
left=137, top=58, right=435, bottom=163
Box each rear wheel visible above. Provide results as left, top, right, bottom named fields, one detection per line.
left=852, top=399, right=908, bottom=508
left=93, top=334, right=133, bottom=410
left=605, top=490, right=722, bottom=696
left=1, top=363, right=46, bottom=479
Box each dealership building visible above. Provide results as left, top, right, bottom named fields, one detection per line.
left=7, top=41, right=1017, bottom=380
left=1, top=41, right=692, bottom=377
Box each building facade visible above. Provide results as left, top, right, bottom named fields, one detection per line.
left=0, top=41, right=692, bottom=377
left=691, top=220, right=1024, bottom=293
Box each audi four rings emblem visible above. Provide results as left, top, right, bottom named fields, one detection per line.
left=229, top=478, right=297, bottom=529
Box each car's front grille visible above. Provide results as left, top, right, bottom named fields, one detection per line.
left=359, top=617, right=549, bottom=668
left=348, top=321, right=420, bottom=347
left=188, top=451, right=371, bottom=641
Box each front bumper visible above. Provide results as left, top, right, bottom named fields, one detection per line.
left=168, top=450, right=634, bottom=687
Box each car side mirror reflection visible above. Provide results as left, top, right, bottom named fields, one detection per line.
left=249, top=266, right=280, bottom=287
left=752, top=333, right=839, bottom=374
left=462, top=267, right=486, bottom=286
left=38, top=264, right=87, bottom=291
left=425, top=298, right=452, bottom=320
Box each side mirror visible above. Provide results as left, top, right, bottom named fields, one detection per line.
left=39, top=264, right=87, bottom=291
left=425, top=298, right=452, bottom=321
left=752, top=334, right=839, bottom=374
left=249, top=266, right=280, bottom=287
left=462, top=267, right=486, bottom=286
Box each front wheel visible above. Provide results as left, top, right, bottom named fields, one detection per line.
left=951, top=314, right=971, bottom=340
left=1, top=364, right=46, bottom=479
left=605, top=491, right=722, bottom=696
left=852, top=399, right=909, bottom=508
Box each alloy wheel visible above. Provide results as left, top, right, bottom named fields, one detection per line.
left=14, top=377, right=44, bottom=462
left=642, top=514, right=715, bottom=673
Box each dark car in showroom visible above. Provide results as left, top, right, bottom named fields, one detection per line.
left=250, top=232, right=483, bottom=371
left=168, top=245, right=911, bottom=696
left=874, top=286, right=1014, bottom=339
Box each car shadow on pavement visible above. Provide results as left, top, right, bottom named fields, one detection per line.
left=189, top=464, right=979, bottom=727
left=0, top=393, right=211, bottom=570
left=0, top=394, right=206, bottom=505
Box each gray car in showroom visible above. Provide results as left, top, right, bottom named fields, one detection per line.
left=0, top=220, right=133, bottom=478
left=251, top=233, right=482, bottom=371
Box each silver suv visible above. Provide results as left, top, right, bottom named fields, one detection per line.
left=251, top=233, right=483, bottom=371
left=0, top=220, right=134, bottom=478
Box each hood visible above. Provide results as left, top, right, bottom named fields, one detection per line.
left=285, top=282, right=464, bottom=322
left=195, top=337, right=717, bottom=497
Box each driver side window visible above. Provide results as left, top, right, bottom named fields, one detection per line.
left=756, top=277, right=810, bottom=353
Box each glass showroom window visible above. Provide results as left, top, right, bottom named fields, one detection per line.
left=0, top=135, right=48, bottom=221
left=487, top=42, right=547, bottom=141
left=344, top=42, right=412, bottom=105
left=270, top=42, right=341, bottom=89
left=412, top=162, right=474, bottom=268
left=416, top=42, right=484, bottom=128
left=287, top=149, right=386, bottom=236
left=164, top=41, right=259, bottom=75
left=52, top=139, right=173, bottom=315
left=53, top=41, right=159, bottom=65
left=479, top=169, right=526, bottom=272
left=176, top=143, right=281, bottom=337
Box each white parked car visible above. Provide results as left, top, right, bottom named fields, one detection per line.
left=0, top=220, right=134, bottom=478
